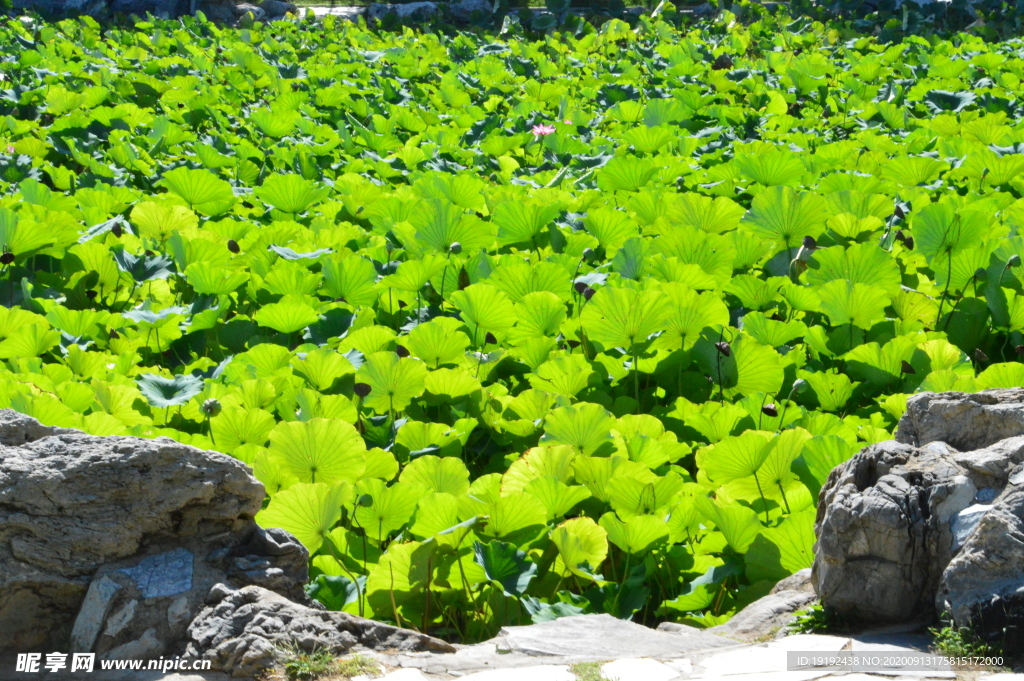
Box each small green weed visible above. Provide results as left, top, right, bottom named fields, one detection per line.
left=279, top=647, right=380, bottom=681
left=335, top=654, right=382, bottom=679
left=786, top=603, right=851, bottom=635
left=570, top=661, right=613, bottom=681
left=930, top=620, right=1002, bottom=658
left=280, top=647, right=337, bottom=681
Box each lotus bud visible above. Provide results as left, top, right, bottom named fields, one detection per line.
left=227, top=239, right=240, bottom=253
left=354, top=382, right=372, bottom=398
left=574, top=281, right=588, bottom=294
left=900, top=360, right=915, bottom=375
left=201, top=398, right=222, bottom=417
left=1009, top=255, right=1021, bottom=268
left=714, top=340, right=731, bottom=357
left=0, top=252, right=14, bottom=265
left=485, top=332, right=498, bottom=345
left=396, top=344, right=410, bottom=358
left=582, top=247, right=596, bottom=262
left=112, top=223, right=123, bottom=238
left=583, top=287, right=596, bottom=301
left=357, top=494, right=373, bottom=507
left=386, top=241, right=395, bottom=253
left=802, top=236, right=817, bottom=250
left=974, top=348, right=990, bottom=363
left=761, top=403, right=778, bottom=417
left=792, top=378, right=808, bottom=394
left=975, top=268, right=988, bottom=281
left=86, top=290, right=97, bottom=299
left=449, top=242, right=462, bottom=254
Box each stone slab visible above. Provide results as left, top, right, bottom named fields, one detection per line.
left=493, top=614, right=734, bottom=659
left=457, top=665, right=575, bottom=681
left=698, top=635, right=850, bottom=676
left=70, top=576, right=122, bottom=653
left=379, top=670, right=433, bottom=681
left=601, top=658, right=680, bottom=681
left=118, top=548, right=193, bottom=599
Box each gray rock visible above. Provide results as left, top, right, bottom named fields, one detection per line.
left=367, top=1, right=439, bottom=22
left=937, top=474, right=1024, bottom=651
left=491, top=614, right=733, bottom=659
left=0, top=410, right=306, bottom=654
left=448, top=0, right=491, bottom=22
left=895, top=388, right=1024, bottom=451
left=705, top=569, right=816, bottom=642
left=70, top=576, right=122, bottom=653
left=815, top=390, right=1024, bottom=650
left=233, top=2, right=266, bottom=19
left=186, top=585, right=456, bottom=677
left=258, top=0, right=295, bottom=15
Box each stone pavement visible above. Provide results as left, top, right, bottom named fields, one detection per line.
left=46, top=614, right=1018, bottom=681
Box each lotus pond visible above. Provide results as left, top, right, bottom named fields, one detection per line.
left=1, top=6, right=1023, bottom=640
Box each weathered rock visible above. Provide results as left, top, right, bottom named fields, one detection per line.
left=233, top=2, right=265, bottom=19
left=491, top=613, right=733, bottom=659
left=937, top=470, right=1024, bottom=650
left=0, top=410, right=306, bottom=655
left=367, top=1, right=439, bottom=22
left=448, top=0, right=491, bottom=22
left=257, top=0, right=294, bottom=16
left=706, top=569, right=816, bottom=642
left=186, top=584, right=456, bottom=678
left=814, top=389, right=1024, bottom=648
left=895, top=388, right=1024, bottom=452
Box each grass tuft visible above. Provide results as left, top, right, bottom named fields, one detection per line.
left=570, top=661, right=613, bottom=681
left=278, top=647, right=381, bottom=681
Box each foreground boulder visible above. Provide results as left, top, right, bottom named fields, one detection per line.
left=813, top=389, right=1024, bottom=648
left=0, top=410, right=306, bottom=655
left=187, top=584, right=456, bottom=678
left=705, top=569, right=816, bottom=642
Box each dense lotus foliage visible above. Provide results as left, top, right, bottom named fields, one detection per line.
left=3, top=6, right=1024, bottom=640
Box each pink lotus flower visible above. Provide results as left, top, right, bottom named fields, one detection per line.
left=532, top=124, right=556, bottom=136
left=4, top=145, right=13, bottom=154
left=563, top=119, right=572, bottom=125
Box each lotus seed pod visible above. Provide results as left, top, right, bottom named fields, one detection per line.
left=1016, top=345, right=1024, bottom=355
left=895, top=229, right=906, bottom=242
left=974, top=348, right=990, bottom=363
left=900, top=360, right=915, bottom=375
left=574, top=281, right=588, bottom=294
left=86, top=290, right=98, bottom=299
left=201, top=398, right=222, bottom=417
left=112, top=223, right=123, bottom=238
left=396, top=344, right=410, bottom=358
left=485, top=332, right=498, bottom=345
left=449, top=242, right=462, bottom=254
left=802, top=235, right=817, bottom=250
left=583, top=287, right=596, bottom=300
left=0, top=252, right=14, bottom=265
left=714, top=340, right=731, bottom=357
left=761, top=403, right=778, bottom=417
left=1009, top=254, right=1021, bottom=268
left=904, top=236, right=915, bottom=250
left=354, top=382, right=372, bottom=398
left=227, top=239, right=240, bottom=253
left=108, top=329, right=120, bottom=340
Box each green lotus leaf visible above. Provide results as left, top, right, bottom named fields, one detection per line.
left=355, top=351, right=428, bottom=414
left=450, top=283, right=516, bottom=344
left=494, top=200, right=560, bottom=248
left=528, top=354, right=598, bottom=399
left=268, top=417, right=367, bottom=485
left=0, top=324, right=61, bottom=359
left=697, top=430, right=774, bottom=486
left=473, top=539, right=537, bottom=597
left=480, top=492, right=548, bottom=539
left=353, top=478, right=421, bottom=540
left=185, top=262, right=249, bottom=295
left=409, top=492, right=461, bottom=539
left=256, top=481, right=350, bottom=554
left=741, top=186, right=827, bottom=252
left=600, top=512, right=670, bottom=555
left=404, top=318, right=471, bottom=369
left=541, top=403, right=616, bottom=455
left=158, top=167, right=237, bottom=216
left=399, top=453, right=470, bottom=495
left=551, top=516, right=608, bottom=579
left=745, top=508, right=816, bottom=583
left=817, top=279, right=890, bottom=329
left=580, top=286, right=668, bottom=351
left=254, top=295, right=320, bottom=335
left=694, top=496, right=762, bottom=553
left=512, top=292, right=566, bottom=341
left=693, top=332, right=784, bottom=399
left=255, top=174, right=330, bottom=214
left=137, top=373, right=203, bottom=409
left=321, top=256, right=379, bottom=306
left=523, top=476, right=591, bottom=520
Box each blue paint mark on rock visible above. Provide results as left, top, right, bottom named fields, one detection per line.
left=119, top=548, right=193, bottom=599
